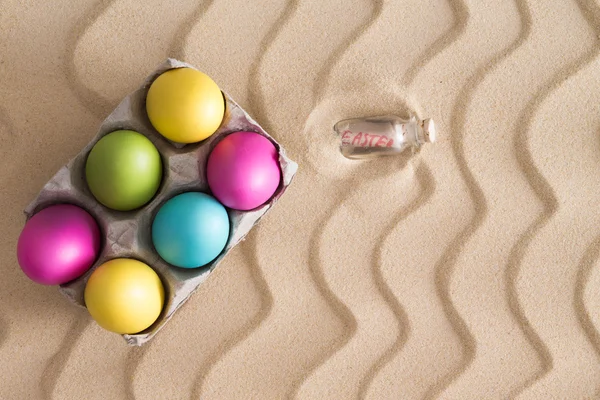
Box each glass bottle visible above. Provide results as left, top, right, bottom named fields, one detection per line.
left=334, top=115, right=436, bottom=160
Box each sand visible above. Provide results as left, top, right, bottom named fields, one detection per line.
left=1, top=0, right=600, bottom=398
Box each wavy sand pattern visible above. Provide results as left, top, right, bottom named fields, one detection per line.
left=580, top=235, right=600, bottom=360
left=2, top=0, right=600, bottom=398
left=513, top=1, right=600, bottom=394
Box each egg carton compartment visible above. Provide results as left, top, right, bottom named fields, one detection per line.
left=24, top=58, right=298, bottom=345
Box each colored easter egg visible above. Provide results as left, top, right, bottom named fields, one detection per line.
left=152, top=192, right=230, bottom=268
left=146, top=68, right=225, bottom=144
left=85, top=130, right=163, bottom=211
left=17, top=204, right=101, bottom=285
left=84, top=258, right=164, bottom=334
left=207, top=131, right=281, bottom=210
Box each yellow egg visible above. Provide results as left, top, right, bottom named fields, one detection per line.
left=146, top=67, right=225, bottom=144
left=84, top=258, right=164, bottom=334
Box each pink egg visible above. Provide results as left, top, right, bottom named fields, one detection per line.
left=17, top=204, right=101, bottom=285
left=207, top=131, right=281, bottom=210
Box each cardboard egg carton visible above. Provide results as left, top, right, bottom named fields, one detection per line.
left=24, top=58, right=298, bottom=345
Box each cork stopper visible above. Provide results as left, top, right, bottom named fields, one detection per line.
left=421, top=118, right=436, bottom=143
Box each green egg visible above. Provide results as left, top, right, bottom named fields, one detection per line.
left=85, top=130, right=163, bottom=211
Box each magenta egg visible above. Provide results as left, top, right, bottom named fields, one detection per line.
left=207, top=131, right=281, bottom=210
left=17, top=204, right=101, bottom=285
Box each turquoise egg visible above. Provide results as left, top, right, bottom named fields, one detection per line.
left=152, top=192, right=230, bottom=268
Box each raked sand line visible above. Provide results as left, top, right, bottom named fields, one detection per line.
left=130, top=245, right=261, bottom=400
left=575, top=234, right=600, bottom=362
left=65, top=1, right=213, bottom=398
left=295, top=0, right=456, bottom=395
left=175, top=1, right=285, bottom=398
left=291, top=90, right=424, bottom=400
left=401, top=0, right=468, bottom=88
left=246, top=0, right=299, bottom=132
left=65, top=0, right=116, bottom=119
left=40, top=311, right=90, bottom=400
left=439, top=0, right=599, bottom=396
left=364, top=159, right=465, bottom=398
left=292, top=7, right=394, bottom=395
left=60, top=1, right=162, bottom=398
left=199, top=177, right=346, bottom=399
left=169, top=0, right=216, bottom=61
left=200, top=0, right=330, bottom=398
left=504, top=0, right=598, bottom=396
left=0, top=186, right=79, bottom=400
left=289, top=185, right=359, bottom=400
left=311, top=0, right=384, bottom=105
left=190, top=236, right=272, bottom=400
left=571, top=0, right=600, bottom=364
left=294, top=145, right=418, bottom=399
left=176, top=1, right=288, bottom=397
left=356, top=163, right=436, bottom=399
left=205, top=0, right=422, bottom=396
left=179, top=0, right=288, bottom=109
left=422, top=0, right=531, bottom=397
left=359, top=0, right=519, bottom=397
left=51, top=324, right=133, bottom=400
left=513, top=8, right=600, bottom=396
left=356, top=0, right=467, bottom=394
left=283, top=97, right=409, bottom=397
left=514, top=216, right=600, bottom=395
left=199, top=7, right=434, bottom=396
left=582, top=235, right=600, bottom=395
left=561, top=0, right=600, bottom=371
left=71, top=0, right=202, bottom=106
left=586, top=241, right=600, bottom=359
left=410, top=0, right=592, bottom=398
left=416, top=4, right=489, bottom=396
left=196, top=3, right=380, bottom=396
left=125, top=347, right=148, bottom=400
left=70, top=1, right=264, bottom=398
left=402, top=0, right=483, bottom=396
left=128, top=2, right=276, bottom=398
left=289, top=2, right=416, bottom=397
left=350, top=5, right=486, bottom=398
left=0, top=1, right=103, bottom=398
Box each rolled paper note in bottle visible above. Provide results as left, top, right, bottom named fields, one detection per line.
left=334, top=115, right=436, bottom=159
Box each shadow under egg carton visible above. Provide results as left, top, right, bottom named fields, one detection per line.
left=23, top=58, right=298, bottom=346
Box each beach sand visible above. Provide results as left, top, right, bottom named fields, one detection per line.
left=1, top=0, right=600, bottom=398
